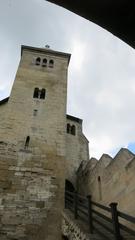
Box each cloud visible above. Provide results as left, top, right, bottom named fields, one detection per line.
left=0, top=0, right=135, bottom=159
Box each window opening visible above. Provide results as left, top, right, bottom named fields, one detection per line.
left=25, top=136, right=30, bottom=148
left=35, top=57, right=41, bottom=66
left=40, top=88, right=46, bottom=99
left=42, top=58, right=47, bottom=67
left=98, top=176, right=102, bottom=201
left=33, top=88, right=46, bottom=100
left=98, top=176, right=101, bottom=182
left=33, top=88, right=39, bottom=98
left=67, top=124, right=70, bottom=133
left=33, top=109, right=38, bottom=116
left=49, top=59, right=54, bottom=68
left=71, top=125, right=76, bottom=135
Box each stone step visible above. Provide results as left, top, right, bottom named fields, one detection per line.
left=63, top=210, right=134, bottom=240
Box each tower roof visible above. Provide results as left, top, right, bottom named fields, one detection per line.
left=21, top=45, right=71, bottom=65
left=66, top=114, right=82, bottom=124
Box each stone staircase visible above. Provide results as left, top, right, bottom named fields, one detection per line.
left=62, top=209, right=135, bottom=240
left=64, top=190, right=135, bottom=240
left=62, top=210, right=104, bottom=240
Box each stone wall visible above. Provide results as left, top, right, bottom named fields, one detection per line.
left=0, top=45, right=89, bottom=239
left=66, top=116, right=89, bottom=186
left=77, top=148, right=135, bottom=217
left=0, top=141, right=58, bottom=240
left=0, top=46, right=70, bottom=240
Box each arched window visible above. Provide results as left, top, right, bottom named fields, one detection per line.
left=49, top=59, right=54, bottom=68
left=33, top=88, right=39, bottom=98
left=35, top=57, right=41, bottom=66
left=40, top=88, right=46, bottom=99
left=25, top=136, right=30, bottom=148
left=42, top=58, right=47, bottom=67
left=71, top=125, right=76, bottom=136
left=67, top=124, right=70, bottom=133
left=98, top=176, right=101, bottom=182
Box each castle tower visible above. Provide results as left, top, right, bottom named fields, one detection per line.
left=3, top=45, right=70, bottom=155
left=0, top=46, right=70, bottom=240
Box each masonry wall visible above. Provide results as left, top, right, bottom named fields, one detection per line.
left=66, top=117, right=89, bottom=186
left=77, top=148, right=135, bottom=217
left=0, top=46, right=70, bottom=240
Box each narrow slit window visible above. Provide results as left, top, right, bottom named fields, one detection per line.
left=98, top=176, right=102, bottom=201
left=42, top=58, right=47, bottom=67
left=25, top=136, right=30, bottom=148
left=35, top=57, right=41, bottom=66
left=40, top=88, right=46, bottom=99
left=33, top=88, right=39, bottom=98
left=49, top=59, right=54, bottom=68
left=67, top=124, right=70, bottom=133
left=33, top=109, right=38, bottom=116
left=71, top=125, right=76, bottom=136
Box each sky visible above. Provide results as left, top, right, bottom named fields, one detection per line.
left=0, top=0, right=135, bottom=159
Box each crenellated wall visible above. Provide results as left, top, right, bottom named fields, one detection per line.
left=77, top=148, right=135, bottom=217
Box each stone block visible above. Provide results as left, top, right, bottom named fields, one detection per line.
left=36, top=201, right=45, bottom=208
left=0, top=181, right=12, bottom=190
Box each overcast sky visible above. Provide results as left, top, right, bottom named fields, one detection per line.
left=0, top=0, right=135, bottom=159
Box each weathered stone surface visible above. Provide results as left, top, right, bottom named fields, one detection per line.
left=77, top=148, right=135, bottom=219
left=66, top=117, right=89, bottom=186
left=0, top=46, right=69, bottom=240
left=0, top=45, right=89, bottom=240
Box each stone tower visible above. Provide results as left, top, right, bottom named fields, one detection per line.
left=0, top=45, right=70, bottom=240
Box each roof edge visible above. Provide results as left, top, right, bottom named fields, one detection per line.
left=0, top=97, right=9, bottom=105
left=66, top=114, right=83, bottom=124
left=21, top=45, right=71, bottom=65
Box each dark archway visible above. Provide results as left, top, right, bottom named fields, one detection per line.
left=65, top=179, right=75, bottom=192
